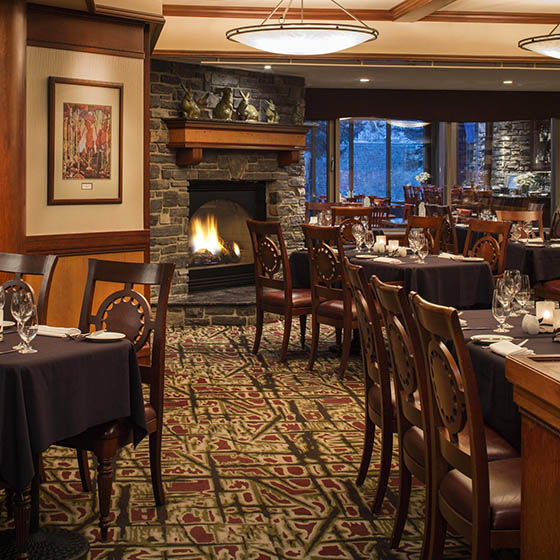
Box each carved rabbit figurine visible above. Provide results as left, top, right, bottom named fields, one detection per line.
left=213, top=87, right=234, bottom=120
left=264, top=99, right=280, bottom=123
left=236, top=90, right=259, bottom=122
left=180, top=84, right=200, bottom=119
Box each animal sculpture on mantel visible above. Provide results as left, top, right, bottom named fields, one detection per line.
left=180, top=84, right=200, bottom=119
left=213, top=87, right=235, bottom=120
left=265, top=99, right=280, bottom=123
left=236, top=90, right=260, bottom=122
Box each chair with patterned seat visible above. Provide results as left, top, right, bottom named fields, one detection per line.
left=55, top=259, right=175, bottom=540
left=344, top=260, right=395, bottom=515
left=303, top=224, right=358, bottom=379
left=463, top=219, right=511, bottom=278
left=411, top=293, right=520, bottom=559
left=247, top=219, right=312, bottom=362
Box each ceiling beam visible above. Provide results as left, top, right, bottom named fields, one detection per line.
left=391, top=0, right=459, bottom=22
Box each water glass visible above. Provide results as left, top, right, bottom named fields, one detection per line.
left=515, top=274, right=531, bottom=314
left=17, top=304, right=38, bottom=354
left=503, top=270, right=521, bottom=317
left=408, top=229, right=420, bottom=260
left=364, top=230, right=375, bottom=254
left=11, top=289, right=34, bottom=350
left=495, top=278, right=514, bottom=329
left=492, top=289, right=509, bottom=333
left=352, top=222, right=365, bottom=250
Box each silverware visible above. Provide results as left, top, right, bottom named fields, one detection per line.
left=518, top=339, right=529, bottom=347
left=66, top=328, right=105, bottom=341
left=0, top=349, right=18, bottom=356
left=463, top=327, right=491, bottom=331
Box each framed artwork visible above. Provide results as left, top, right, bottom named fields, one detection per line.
left=48, top=77, right=123, bottom=205
left=530, top=119, right=551, bottom=171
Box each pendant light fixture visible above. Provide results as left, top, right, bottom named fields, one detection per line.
left=226, top=0, right=379, bottom=56
left=519, top=24, right=560, bottom=59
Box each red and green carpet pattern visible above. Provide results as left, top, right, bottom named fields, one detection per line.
left=2, top=323, right=491, bottom=558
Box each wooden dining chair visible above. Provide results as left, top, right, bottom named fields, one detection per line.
left=372, top=278, right=432, bottom=557
left=549, top=207, right=560, bottom=239
left=413, top=186, right=424, bottom=205
left=55, top=259, right=175, bottom=540
left=463, top=218, right=512, bottom=277
left=330, top=206, right=374, bottom=244
left=0, top=252, right=58, bottom=323
left=410, top=293, right=520, bottom=560
left=302, top=224, right=357, bottom=379
left=495, top=209, right=544, bottom=239
left=1, top=482, right=30, bottom=559
left=403, top=185, right=415, bottom=207
left=247, top=219, right=312, bottom=362
left=370, top=206, right=391, bottom=228
left=405, top=215, right=445, bottom=254
left=305, top=201, right=334, bottom=223
left=425, top=204, right=459, bottom=254
left=344, top=261, right=395, bottom=514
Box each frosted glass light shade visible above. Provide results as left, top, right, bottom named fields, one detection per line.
left=226, top=23, right=378, bottom=56
left=519, top=34, right=560, bottom=59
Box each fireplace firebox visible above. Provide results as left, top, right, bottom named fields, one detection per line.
left=188, top=180, right=266, bottom=292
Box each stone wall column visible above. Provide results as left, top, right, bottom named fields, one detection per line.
left=0, top=0, right=26, bottom=252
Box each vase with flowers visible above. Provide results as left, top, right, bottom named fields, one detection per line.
left=415, top=171, right=431, bottom=186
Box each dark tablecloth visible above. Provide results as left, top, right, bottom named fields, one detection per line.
left=505, top=242, right=560, bottom=283
left=461, top=309, right=559, bottom=451
left=0, top=332, right=146, bottom=490
left=290, top=250, right=494, bottom=309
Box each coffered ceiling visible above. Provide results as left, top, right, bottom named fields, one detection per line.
left=153, top=0, right=560, bottom=90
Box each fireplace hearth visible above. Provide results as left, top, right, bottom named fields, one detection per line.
left=188, top=180, right=266, bottom=292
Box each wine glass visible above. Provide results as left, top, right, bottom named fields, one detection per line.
left=408, top=229, right=420, bottom=260
left=417, top=233, right=429, bottom=263
left=515, top=274, right=531, bottom=314
left=0, top=287, right=4, bottom=342
left=17, top=304, right=38, bottom=354
left=523, top=221, right=533, bottom=239
left=364, top=230, right=375, bottom=254
left=503, top=270, right=521, bottom=317
left=352, top=222, right=365, bottom=250
left=510, top=223, right=521, bottom=242
left=11, top=289, right=34, bottom=350
left=492, top=289, right=509, bottom=333
left=495, top=278, right=514, bottom=329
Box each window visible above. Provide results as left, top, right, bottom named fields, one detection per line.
left=305, top=121, right=328, bottom=202
left=457, top=122, right=489, bottom=187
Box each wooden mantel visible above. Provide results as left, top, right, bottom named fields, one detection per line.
left=165, top=119, right=309, bottom=167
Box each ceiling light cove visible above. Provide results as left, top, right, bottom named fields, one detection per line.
left=226, top=0, right=379, bottom=56
left=503, top=80, right=513, bottom=84
left=519, top=24, right=560, bottom=60
left=359, top=78, right=370, bottom=82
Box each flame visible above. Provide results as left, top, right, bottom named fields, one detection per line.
left=233, top=242, right=240, bottom=257
left=191, top=214, right=223, bottom=255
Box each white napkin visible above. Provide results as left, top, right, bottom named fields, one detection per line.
left=526, top=237, right=544, bottom=244
left=489, top=340, right=534, bottom=357
left=451, top=255, right=484, bottom=262
left=374, top=256, right=402, bottom=264
left=438, top=252, right=455, bottom=259
left=460, top=319, right=468, bottom=327
left=521, top=314, right=539, bottom=335
left=37, top=325, right=81, bottom=338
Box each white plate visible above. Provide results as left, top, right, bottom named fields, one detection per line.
left=354, top=254, right=374, bottom=259
left=470, top=334, right=513, bottom=344
left=85, top=331, right=126, bottom=342
left=452, top=255, right=485, bottom=262
left=3, top=321, right=15, bottom=328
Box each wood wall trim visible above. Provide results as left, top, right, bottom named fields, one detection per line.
left=27, top=4, right=145, bottom=59
left=92, top=3, right=165, bottom=25
left=391, top=0, right=458, bottom=22
left=25, top=230, right=150, bottom=256
left=161, top=4, right=560, bottom=24
left=144, top=25, right=151, bottom=234
left=153, top=49, right=552, bottom=65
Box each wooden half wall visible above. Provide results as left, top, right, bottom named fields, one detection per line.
left=22, top=5, right=154, bottom=326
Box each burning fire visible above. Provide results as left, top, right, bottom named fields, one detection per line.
left=191, top=214, right=240, bottom=257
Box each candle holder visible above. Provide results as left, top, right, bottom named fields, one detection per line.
left=536, top=301, right=555, bottom=333
left=553, top=309, right=560, bottom=342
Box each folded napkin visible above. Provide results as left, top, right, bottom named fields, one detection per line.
left=526, top=237, right=544, bottom=244
left=438, top=252, right=454, bottom=259
left=489, top=340, right=534, bottom=357
left=451, top=255, right=484, bottom=262
left=374, top=256, right=402, bottom=264
left=37, top=325, right=81, bottom=338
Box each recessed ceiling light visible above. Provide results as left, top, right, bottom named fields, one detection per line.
left=359, top=78, right=370, bottom=83
left=503, top=80, right=513, bottom=84
left=264, top=65, right=272, bottom=70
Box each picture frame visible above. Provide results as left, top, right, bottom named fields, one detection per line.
left=48, top=77, right=123, bottom=205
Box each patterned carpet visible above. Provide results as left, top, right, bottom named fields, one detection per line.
left=2, top=322, right=480, bottom=559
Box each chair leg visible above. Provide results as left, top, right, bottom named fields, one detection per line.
left=77, top=450, right=92, bottom=492
left=38, top=454, right=47, bottom=484
left=94, top=441, right=117, bottom=541
left=428, top=498, right=447, bottom=560
left=149, top=430, right=165, bottom=507
left=371, top=422, right=393, bottom=514
left=391, top=459, right=412, bottom=549
left=5, top=488, right=13, bottom=518
left=307, top=316, right=319, bottom=371
left=252, top=307, right=264, bottom=355
left=280, top=314, right=292, bottom=362
left=338, top=325, right=352, bottom=379
left=13, top=485, right=30, bottom=560
left=335, top=327, right=342, bottom=350
left=356, top=416, right=375, bottom=486
left=299, top=314, right=307, bottom=349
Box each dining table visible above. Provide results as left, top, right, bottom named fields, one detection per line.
left=0, top=329, right=146, bottom=559
left=506, top=240, right=560, bottom=284
left=460, top=307, right=560, bottom=451
left=290, top=249, right=495, bottom=309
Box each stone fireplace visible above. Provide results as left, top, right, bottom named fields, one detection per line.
left=149, top=60, right=307, bottom=325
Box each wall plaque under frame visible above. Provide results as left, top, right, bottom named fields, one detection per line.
left=48, top=77, right=123, bottom=205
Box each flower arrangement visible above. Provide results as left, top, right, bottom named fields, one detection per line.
left=514, top=172, right=539, bottom=193
left=415, top=171, right=431, bottom=185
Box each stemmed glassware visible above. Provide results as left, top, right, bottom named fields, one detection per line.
left=515, top=274, right=531, bottom=314
left=352, top=222, right=366, bottom=251
left=510, top=223, right=521, bottom=242
left=364, top=230, right=375, bottom=254
left=495, top=278, right=514, bottom=329
left=503, top=270, right=521, bottom=317
left=11, top=289, right=34, bottom=351
left=17, top=304, right=38, bottom=354
left=0, top=287, right=4, bottom=343
left=409, top=229, right=421, bottom=260
left=417, top=233, right=429, bottom=263
left=492, top=289, right=509, bottom=333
